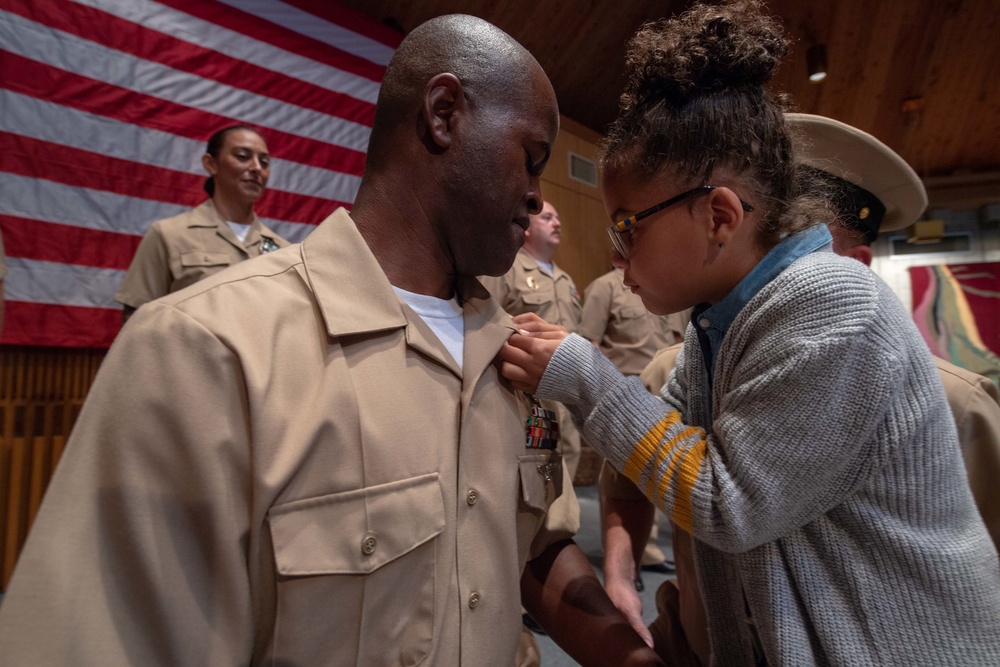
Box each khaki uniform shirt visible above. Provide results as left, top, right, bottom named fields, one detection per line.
left=934, top=356, right=1000, bottom=553
left=115, top=199, right=289, bottom=309
left=578, top=269, right=688, bottom=376
left=480, top=250, right=583, bottom=479
left=0, top=208, right=578, bottom=666
left=479, top=249, right=581, bottom=331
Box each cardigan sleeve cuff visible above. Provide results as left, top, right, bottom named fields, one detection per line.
left=536, top=333, right=626, bottom=410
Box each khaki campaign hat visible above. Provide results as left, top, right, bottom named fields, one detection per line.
left=787, top=113, right=927, bottom=238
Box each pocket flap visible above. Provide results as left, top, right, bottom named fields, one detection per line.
left=518, top=453, right=564, bottom=511
left=180, top=251, right=231, bottom=268
left=268, top=473, right=445, bottom=576
left=520, top=291, right=550, bottom=305
left=620, top=306, right=645, bottom=319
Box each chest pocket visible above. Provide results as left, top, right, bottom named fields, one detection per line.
left=267, top=473, right=444, bottom=666
left=515, top=451, right=566, bottom=564
left=518, top=452, right=564, bottom=511
left=173, top=251, right=233, bottom=292
left=616, top=306, right=646, bottom=321
left=519, top=288, right=555, bottom=316
left=180, top=251, right=231, bottom=268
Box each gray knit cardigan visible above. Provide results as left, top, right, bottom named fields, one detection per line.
left=537, top=252, right=1000, bottom=666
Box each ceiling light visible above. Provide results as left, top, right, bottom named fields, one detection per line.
left=807, top=44, right=827, bottom=83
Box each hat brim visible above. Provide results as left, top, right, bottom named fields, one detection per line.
left=787, top=113, right=927, bottom=232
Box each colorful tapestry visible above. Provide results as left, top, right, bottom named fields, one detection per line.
left=0, top=0, right=400, bottom=347
left=910, top=262, right=1000, bottom=385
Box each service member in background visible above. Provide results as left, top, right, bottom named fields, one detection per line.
left=115, top=124, right=288, bottom=323
left=481, top=200, right=584, bottom=482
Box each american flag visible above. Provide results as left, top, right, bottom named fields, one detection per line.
left=0, top=0, right=399, bottom=347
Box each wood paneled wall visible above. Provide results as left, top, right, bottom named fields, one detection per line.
left=544, top=115, right=613, bottom=296
left=0, top=345, right=106, bottom=588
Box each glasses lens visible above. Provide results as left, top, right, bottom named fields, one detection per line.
left=607, top=227, right=628, bottom=259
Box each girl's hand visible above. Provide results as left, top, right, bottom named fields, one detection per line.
left=500, top=314, right=569, bottom=393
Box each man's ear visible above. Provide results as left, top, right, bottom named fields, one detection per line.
left=201, top=153, right=218, bottom=177
left=422, top=73, right=465, bottom=150
left=705, top=187, right=747, bottom=247
left=844, top=243, right=873, bottom=267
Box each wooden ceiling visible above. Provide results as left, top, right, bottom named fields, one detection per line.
left=338, top=0, right=1000, bottom=188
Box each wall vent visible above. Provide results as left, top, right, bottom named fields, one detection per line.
left=568, top=152, right=598, bottom=188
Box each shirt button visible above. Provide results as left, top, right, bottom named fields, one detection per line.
left=467, top=489, right=479, bottom=506
left=468, top=592, right=480, bottom=609
left=361, top=533, right=377, bottom=556
left=698, top=317, right=711, bottom=328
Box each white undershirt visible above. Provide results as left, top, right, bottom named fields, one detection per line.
left=536, top=260, right=554, bottom=276
left=226, top=221, right=252, bottom=242
left=392, top=286, right=465, bottom=370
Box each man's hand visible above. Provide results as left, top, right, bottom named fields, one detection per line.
left=500, top=313, right=569, bottom=393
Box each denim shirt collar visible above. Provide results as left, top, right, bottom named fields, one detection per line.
left=692, top=224, right=833, bottom=395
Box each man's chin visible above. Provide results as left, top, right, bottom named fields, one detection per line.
left=475, top=248, right=520, bottom=277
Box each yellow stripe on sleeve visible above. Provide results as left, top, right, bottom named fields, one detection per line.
left=623, top=410, right=679, bottom=486
left=669, top=438, right=708, bottom=533
left=649, top=425, right=702, bottom=501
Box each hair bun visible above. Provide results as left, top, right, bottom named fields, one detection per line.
left=622, top=0, right=788, bottom=108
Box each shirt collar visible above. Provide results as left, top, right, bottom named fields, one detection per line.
left=691, top=224, right=832, bottom=400
left=695, top=223, right=832, bottom=335
left=302, top=208, right=504, bottom=338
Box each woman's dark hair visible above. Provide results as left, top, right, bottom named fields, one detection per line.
left=203, top=124, right=260, bottom=197
left=601, top=0, right=827, bottom=248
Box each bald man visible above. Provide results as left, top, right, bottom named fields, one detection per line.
left=0, top=16, right=662, bottom=667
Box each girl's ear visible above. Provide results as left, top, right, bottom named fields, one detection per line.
left=706, top=187, right=749, bottom=247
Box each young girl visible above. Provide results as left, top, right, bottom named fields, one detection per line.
left=500, top=1, right=1000, bottom=664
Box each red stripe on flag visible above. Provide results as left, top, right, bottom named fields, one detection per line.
left=7, top=0, right=377, bottom=128
left=278, top=0, right=403, bottom=49
left=0, top=215, right=141, bottom=270
left=1, top=131, right=205, bottom=208
left=155, top=0, right=388, bottom=82
left=1, top=301, right=121, bottom=348
left=1, top=131, right=340, bottom=224
left=0, top=50, right=368, bottom=178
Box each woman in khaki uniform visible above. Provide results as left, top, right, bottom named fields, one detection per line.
left=115, top=125, right=288, bottom=321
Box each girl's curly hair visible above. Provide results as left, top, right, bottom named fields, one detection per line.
left=602, top=1, right=827, bottom=247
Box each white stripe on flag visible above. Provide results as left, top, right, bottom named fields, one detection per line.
left=0, top=172, right=197, bottom=236
left=1, top=10, right=372, bottom=153
left=0, top=90, right=363, bottom=203
left=72, top=0, right=383, bottom=103
left=215, top=0, right=396, bottom=65
left=0, top=172, right=319, bottom=241
left=5, top=257, right=126, bottom=309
